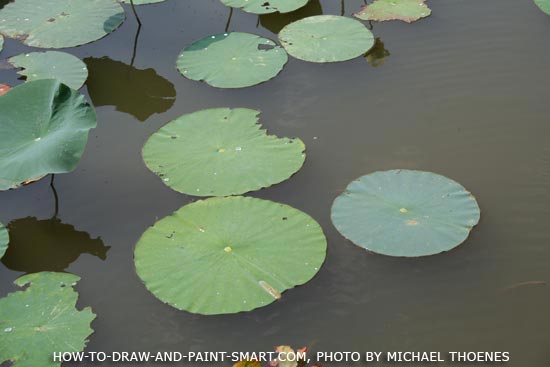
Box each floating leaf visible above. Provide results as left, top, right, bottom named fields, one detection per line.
left=85, top=57, right=176, bottom=122
left=260, top=0, right=323, bottom=34
left=177, top=32, right=288, bottom=88
left=0, top=0, right=125, bottom=48
left=135, top=196, right=327, bottom=315
left=121, top=0, right=166, bottom=4
left=331, top=170, right=480, bottom=257
left=0, top=83, right=10, bottom=96
left=2, top=217, right=109, bottom=273
left=9, top=51, right=88, bottom=90
left=365, top=38, right=390, bottom=67
left=220, top=0, right=308, bottom=14
left=535, top=0, right=550, bottom=14
left=142, top=108, right=305, bottom=196
left=0, top=222, right=7, bottom=259
left=0, top=272, right=96, bottom=367
left=354, top=0, right=431, bottom=23
left=0, top=80, right=97, bottom=191
left=279, top=15, right=374, bottom=63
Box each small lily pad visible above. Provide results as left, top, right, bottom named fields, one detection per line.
left=0, top=79, right=97, bottom=191
left=134, top=196, right=327, bottom=315
left=354, top=0, right=432, bottom=23
left=142, top=108, right=305, bottom=196
left=0, top=0, right=125, bottom=48
left=220, top=0, right=308, bottom=14
left=0, top=272, right=96, bottom=367
left=331, top=170, right=480, bottom=257
left=0, top=222, right=7, bottom=258
left=177, top=32, right=288, bottom=88
left=535, top=0, right=550, bottom=14
left=9, top=51, right=88, bottom=90
left=279, top=15, right=375, bottom=63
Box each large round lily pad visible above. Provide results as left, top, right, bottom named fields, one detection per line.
left=354, top=0, right=431, bottom=23
left=135, top=196, right=327, bottom=315
left=0, top=0, right=125, bottom=48
left=278, top=15, right=374, bottom=63
left=331, top=170, right=480, bottom=257
left=9, top=51, right=88, bottom=90
left=0, top=272, right=96, bottom=367
left=0, top=222, right=7, bottom=259
left=177, top=32, right=288, bottom=88
left=0, top=79, right=97, bottom=191
left=220, top=0, right=308, bottom=14
left=535, top=0, right=550, bottom=14
left=142, top=108, right=305, bottom=196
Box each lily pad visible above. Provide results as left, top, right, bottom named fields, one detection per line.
left=0, top=79, right=97, bottom=191
left=177, top=32, right=288, bottom=88
left=354, top=0, right=432, bottom=23
left=9, top=51, right=88, bottom=90
left=0, top=0, right=125, bottom=48
left=331, top=170, right=480, bottom=257
left=535, top=0, right=550, bottom=14
left=279, top=15, right=375, bottom=63
left=220, top=0, right=308, bottom=14
left=0, top=222, right=7, bottom=259
left=0, top=272, right=96, bottom=367
left=142, top=108, right=305, bottom=196
left=134, top=196, right=327, bottom=315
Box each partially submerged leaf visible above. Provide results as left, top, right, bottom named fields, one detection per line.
left=0, top=0, right=125, bottom=48
left=134, top=196, right=327, bottom=315
left=279, top=15, right=375, bottom=63
left=535, top=0, right=550, bottom=14
left=0, top=221, right=7, bottom=259
left=220, top=0, right=308, bottom=14
left=0, top=272, right=96, bottom=367
left=0, top=79, right=97, bottom=191
left=177, top=32, right=288, bottom=88
left=0, top=83, right=10, bottom=96
left=331, top=170, right=480, bottom=257
left=365, top=38, right=390, bottom=67
left=354, top=0, right=432, bottom=23
left=142, top=108, right=305, bottom=196
left=2, top=217, right=109, bottom=273
left=9, top=51, right=88, bottom=89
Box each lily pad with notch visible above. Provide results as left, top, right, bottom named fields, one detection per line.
left=331, top=170, right=480, bottom=257
left=0, top=272, right=96, bottom=367
left=0, top=79, right=97, bottom=191
left=220, top=0, right=308, bottom=14
left=134, top=196, right=327, bottom=315
left=0, top=0, right=125, bottom=48
left=142, top=108, right=305, bottom=196
left=9, top=51, right=88, bottom=90
left=278, top=15, right=375, bottom=63
left=177, top=32, right=288, bottom=88
left=354, top=0, right=432, bottom=23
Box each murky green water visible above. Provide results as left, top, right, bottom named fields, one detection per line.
left=1, top=0, right=550, bottom=365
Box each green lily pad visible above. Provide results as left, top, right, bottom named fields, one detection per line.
left=279, top=15, right=375, bottom=63
left=121, top=0, right=166, bottom=4
left=0, top=272, right=96, bottom=367
left=134, top=196, right=327, bottom=315
left=535, top=0, right=550, bottom=14
left=220, top=0, right=308, bottom=14
left=0, top=79, right=97, bottom=191
left=354, top=0, right=431, bottom=23
left=177, top=32, right=288, bottom=88
left=0, top=0, right=125, bottom=48
left=142, top=108, right=305, bottom=196
left=0, top=222, right=7, bottom=259
left=331, top=170, right=480, bottom=257
left=9, top=51, right=88, bottom=90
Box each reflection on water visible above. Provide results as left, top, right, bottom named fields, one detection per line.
left=366, top=38, right=390, bottom=67
left=259, top=0, right=323, bottom=34
left=1, top=217, right=109, bottom=273
left=85, top=57, right=176, bottom=122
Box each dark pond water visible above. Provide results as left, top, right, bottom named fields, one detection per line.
left=1, top=0, right=550, bottom=366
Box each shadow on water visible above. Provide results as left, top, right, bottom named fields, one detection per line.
left=259, top=0, right=323, bottom=34
left=366, top=37, right=390, bottom=67
left=0, top=0, right=11, bottom=9
left=84, top=57, right=176, bottom=122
